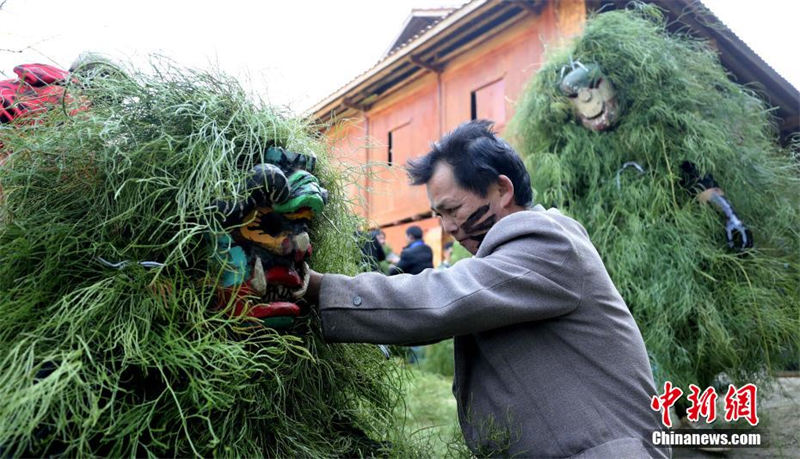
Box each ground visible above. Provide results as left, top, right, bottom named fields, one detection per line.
left=397, top=366, right=465, bottom=457
left=399, top=367, right=800, bottom=458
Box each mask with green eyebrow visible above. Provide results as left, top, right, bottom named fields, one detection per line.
left=210, top=146, right=328, bottom=328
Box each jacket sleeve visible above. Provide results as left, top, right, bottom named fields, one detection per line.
left=318, top=221, right=585, bottom=345
left=393, top=248, right=412, bottom=275
left=373, top=238, right=386, bottom=262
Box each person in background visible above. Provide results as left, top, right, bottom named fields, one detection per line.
left=438, top=241, right=454, bottom=269
left=359, top=229, right=386, bottom=272
left=388, top=225, right=433, bottom=275
left=376, top=230, right=401, bottom=266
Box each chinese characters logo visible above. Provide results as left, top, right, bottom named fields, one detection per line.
left=651, top=381, right=758, bottom=428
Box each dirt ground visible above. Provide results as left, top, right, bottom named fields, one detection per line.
left=673, top=376, right=800, bottom=459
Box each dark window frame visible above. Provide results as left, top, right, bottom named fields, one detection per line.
left=387, top=130, right=393, bottom=165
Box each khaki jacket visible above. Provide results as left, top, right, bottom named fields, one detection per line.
left=319, top=206, right=669, bottom=458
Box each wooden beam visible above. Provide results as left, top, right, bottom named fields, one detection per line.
left=341, top=97, right=363, bottom=112
left=308, top=0, right=495, bottom=119
left=409, top=54, right=443, bottom=73
left=426, top=4, right=526, bottom=64
left=381, top=210, right=437, bottom=228
left=508, top=0, right=545, bottom=15
left=780, top=115, right=800, bottom=140
left=434, top=8, right=529, bottom=65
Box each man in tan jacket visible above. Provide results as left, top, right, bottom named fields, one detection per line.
left=305, top=120, right=669, bottom=458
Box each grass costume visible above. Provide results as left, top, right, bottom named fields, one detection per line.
left=509, top=4, right=800, bottom=393
left=0, top=60, right=410, bottom=457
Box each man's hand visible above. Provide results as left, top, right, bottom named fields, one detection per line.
left=216, top=284, right=301, bottom=328
left=680, top=161, right=753, bottom=252
left=725, top=217, right=753, bottom=251
left=702, top=190, right=753, bottom=251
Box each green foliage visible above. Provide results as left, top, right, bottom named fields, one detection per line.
left=418, top=340, right=455, bottom=378
left=508, top=4, right=800, bottom=388
left=0, top=60, right=411, bottom=457
left=396, top=367, right=468, bottom=458
left=379, top=243, right=395, bottom=274
left=448, top=241, right=472, bottom=266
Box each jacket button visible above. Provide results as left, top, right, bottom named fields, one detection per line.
left=352, top=295, right=362, bottom=306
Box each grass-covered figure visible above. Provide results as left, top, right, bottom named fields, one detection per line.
left=509, top=4, right=800, bottom=393
left=0, top=60, right=409, bottom=457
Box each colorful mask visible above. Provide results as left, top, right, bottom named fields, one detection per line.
left=559, top=61, right=620, bottom=131
left=211, top=147, right=327, bottom=328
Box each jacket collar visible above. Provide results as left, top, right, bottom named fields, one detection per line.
left=474, top=205, right=554, bottom=257
left=405, top=239, right=424, bottom=249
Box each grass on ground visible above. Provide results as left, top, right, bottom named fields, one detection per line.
left=396, top=363, right=469, bottom=458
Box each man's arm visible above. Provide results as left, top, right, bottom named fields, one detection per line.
left=391, top=248, right=412, bottom=275
left=309, top=223, right=584, bottom=345
left=374, top=239, right=386, bottom=262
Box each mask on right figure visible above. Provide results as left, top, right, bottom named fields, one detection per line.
left=559, top=61, right=620, bottom=132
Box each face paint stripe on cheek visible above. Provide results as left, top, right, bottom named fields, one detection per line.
left=465, top=214, right=496, bottom=234
left=459, top=204, right=497, bottom=251
left=461, top=204, right=490, bottom=233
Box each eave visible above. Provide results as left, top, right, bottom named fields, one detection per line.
left=308, top=0, right=543, bottom=124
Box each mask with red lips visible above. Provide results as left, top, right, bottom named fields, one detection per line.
left=210, top=147, right=327, bottom=328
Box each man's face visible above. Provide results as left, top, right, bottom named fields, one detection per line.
left=426, top=162, right=504, bottom=255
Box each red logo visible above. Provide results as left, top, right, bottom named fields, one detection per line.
left=686, top=384, right=718, bottom=423
left=724, top=383, right=759, bottom=426
left=651, top=382, right=759, bottom=427
left=650, top=381, right=683, bottom=428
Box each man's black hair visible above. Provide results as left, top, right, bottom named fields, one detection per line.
left=406, top=119, right=533, bottom=207
left=406, top=225, right=423, bottom=240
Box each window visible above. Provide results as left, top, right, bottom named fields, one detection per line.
left=470, top=78, right=506, bottom=125
left=470, top=91, right=477, bottom=120
left=387, top=130, right=393, bottom=165
left=387, top=122, right=410, bottom=166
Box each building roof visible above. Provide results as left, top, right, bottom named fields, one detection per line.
left=383, top=8, right=456, bottom=58
left=307, top=0, right=540, bottom=119
left=310, top=0, right=799, bottom=140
